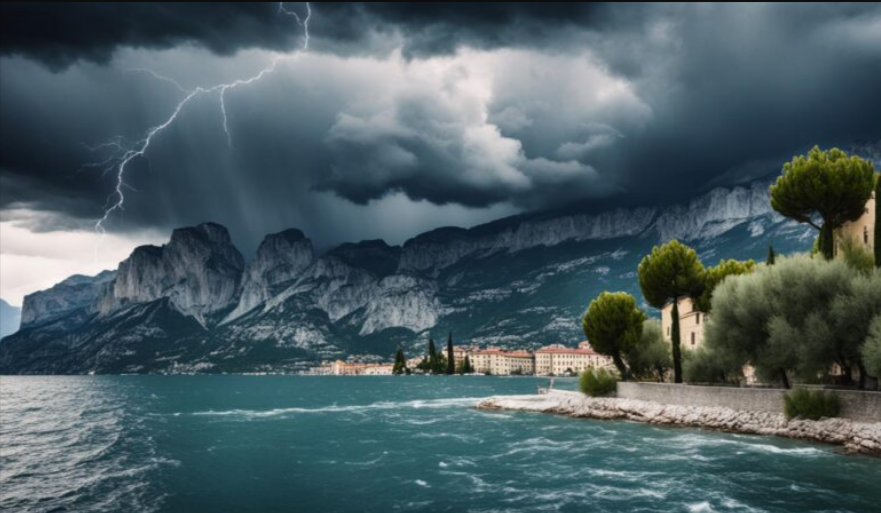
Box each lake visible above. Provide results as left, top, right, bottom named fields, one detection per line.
left=1, top=375, right=879, bottom=512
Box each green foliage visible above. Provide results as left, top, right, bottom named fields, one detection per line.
left=457, top=355, right=474, bottom=374
left=582, top=292, right=646, bottom=380
left=638, top=240, right=706, bottom=308
left=783, top=389, right=840, bottom=420
left=683, top=346, right=742, bottom=384
left=839, top=237, right=875, bottom=274
left=704, top=254, right=873, bottom=388
left=862, top=315, right=881, bottom=379
left=875, top=174, right=880, bottom=268
left=770, top=146, right=876, bottom=260
left=767, top=244, right=776, bottom=266
left=446, top=332, right=455, bottom=375
left=696, top=259, right=756, bottom=312
left=579, top=368, right=618, bottom=397
left=638, top=240, right=704, bottom=383
left=392, top=348, right=407, bottom=375
left=626, top=319, right=671, bottom=382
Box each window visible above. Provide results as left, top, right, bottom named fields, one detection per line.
left=866, top=226, right=870, bottom=245
left=691, top=332, right=696, bottom=346
left=696, top=313, right=700, bottom=325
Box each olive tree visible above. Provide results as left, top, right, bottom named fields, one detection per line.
left=582, top=292, right=646, bottom=380
left=829, top=271, right=881, bottom=388
left=626, top=319, right=672, bottom=382
left=770, top=147, right=875, bottom=260
left=638, top=240, right=705, bottom=383
left=704, top=255, right=855, bottom=388
left=862, top=315, right=881, bottom=380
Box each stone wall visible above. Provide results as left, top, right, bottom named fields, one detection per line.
left=616, top=382, right=881, bottom=422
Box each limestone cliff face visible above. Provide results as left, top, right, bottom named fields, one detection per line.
left=3, top=178, right=817, bottom=374
left=398, top=182, right=776, bottom=274
left=106, top=223, right=245, bottom=325
left=224, top=229, right=313, bottom=322
left=20, top=271, right=116, bottom=328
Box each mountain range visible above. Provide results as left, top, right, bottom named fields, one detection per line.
left=0, top=299, right=21, bottom=341
left=0, top=177, right=815, bottom=374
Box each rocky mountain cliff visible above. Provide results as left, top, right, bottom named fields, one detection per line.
left=0, top=177, right=815, bottom=374
left=0, top=299, right=21, bottom=342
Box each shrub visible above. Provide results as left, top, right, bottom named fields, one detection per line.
left=579, top=368, right=618, bottom=397
left=862, top=315, right=881, bottom=379
left=783, top=388, right=840, bottom=420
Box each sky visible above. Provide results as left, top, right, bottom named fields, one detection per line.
left=1, top=2, right=881, bottom=305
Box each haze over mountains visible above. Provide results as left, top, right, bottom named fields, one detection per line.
left=0, top=176, right=818, bottom=374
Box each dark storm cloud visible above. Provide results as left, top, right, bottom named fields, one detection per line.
left=1, top=2, right=881, bottom=253
left=0, top=2, right=308, bottom=70
left=0, top=3, right=609, bottom=69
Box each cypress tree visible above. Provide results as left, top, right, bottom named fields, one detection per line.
left=428, top=338, right=437, bottom=373
left=392, top=348, right=406, bottom=375
left=446, top=332, right=455, bottom=375
left=767, top=244, right=776, bottom=265
left=671, top=300, right=682, bottom=383
left=873, top=174, right=881, bottom=268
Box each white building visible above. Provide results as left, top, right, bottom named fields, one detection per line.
left=534, top=342, right=613, bottom=376
left=469, top=348, right=535, bottom=375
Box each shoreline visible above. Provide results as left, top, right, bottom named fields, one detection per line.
left=476, top=390, right=881, bottom=456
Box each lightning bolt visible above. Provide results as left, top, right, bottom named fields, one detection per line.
left=89, top=2, right=312, bottom=236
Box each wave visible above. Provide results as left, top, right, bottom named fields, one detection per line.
left=187, top=397, right=483, bottom=419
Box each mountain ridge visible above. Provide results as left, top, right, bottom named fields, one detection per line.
left=0, top=177, right=815, bottom=374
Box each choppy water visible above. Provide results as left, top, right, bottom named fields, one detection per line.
left=1, top=376, right=879, bottom=512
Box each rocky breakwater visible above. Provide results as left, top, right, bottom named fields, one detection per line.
left=477, top=390, right=881, bottom=455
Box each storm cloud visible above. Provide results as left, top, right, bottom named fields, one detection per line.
left=1, top=2, right=881, bottom=258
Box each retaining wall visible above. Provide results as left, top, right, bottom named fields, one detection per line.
left=616, top=382, right=881, bottom=422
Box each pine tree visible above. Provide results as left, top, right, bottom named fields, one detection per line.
left=767, top=244, right=776, bottom=266
left=446, top=332, right=455, bottom=375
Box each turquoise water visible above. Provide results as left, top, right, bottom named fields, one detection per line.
left=1, top=376, right=879, bottom=512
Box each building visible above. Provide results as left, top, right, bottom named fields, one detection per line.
left=834, top=191, right=876, bottom=257
left=330, top=360, right=394, bottom=376
left=534, top=342, right=613, bottom=376
left=661, top=297, right=706, bottom=350
left=469, top=348, right=535, bottom=375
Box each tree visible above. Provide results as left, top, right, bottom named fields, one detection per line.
left=638, top=240, right=705, bottom=383
left=582, top=292, right=647, bottom=380
left=767, top=244, right=776, bottom=266
left=446, top=332, right=455, bottom=375
left=392, top=348, right=407, bottom=375
left=862, top=315, right=881, bottom=380
left=875, top=174, right=881, bottom=268
left=626, top=319, right=672, bottom=382
left=704, top=254, right=856, bottom=388
left=427, top=338, right=438, bottom=373
left=770, top=146, right=875, bottom=260
left=695, top=259, right=756, bottom=312
left=457, top=355, right=473, bottom=374
left=830, top=271, right=881, bottom=388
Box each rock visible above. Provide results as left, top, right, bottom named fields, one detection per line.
left=476, top=390, right=881, bottom=456
left=224, top=228, right=313, bottom=322
left=20, top=271, right=116, bottom=328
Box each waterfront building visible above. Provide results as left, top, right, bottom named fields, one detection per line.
left=834, top=191, right=876, bottom=257
left=661, top=297, right=705, bottom=350
left=534, top=342, right=613, bottom=376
